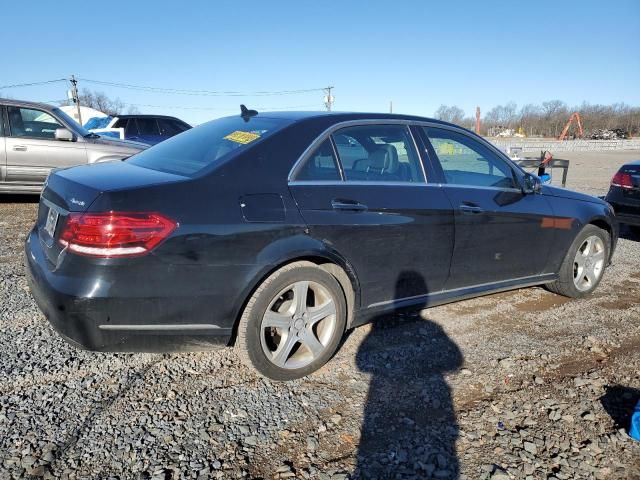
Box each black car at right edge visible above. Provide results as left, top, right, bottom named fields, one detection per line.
left=605, top=160, right=640, bottom=233
left=25, top=109, right=618, bottom=380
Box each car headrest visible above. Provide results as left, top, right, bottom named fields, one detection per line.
left=8, top=109, right=24, bottom=134
left=369, top=144, right=399, bottom=173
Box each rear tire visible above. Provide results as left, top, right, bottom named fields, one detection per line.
left=546, top=224, right=610, bottom=298
left=235, top=261, right=347, bottom=381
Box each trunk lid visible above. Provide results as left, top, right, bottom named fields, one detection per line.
left=37, top=161, right=188, bottom=266
left=620, top=164, right=640, bottom=192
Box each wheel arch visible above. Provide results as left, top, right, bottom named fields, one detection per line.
left=586, top=214, right=617, bottom=261
left=228, top=250, right=360, bottom=346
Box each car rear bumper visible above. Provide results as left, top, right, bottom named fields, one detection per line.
left=606, top=188, right=640, bottom=226
left=24, top=227, right=233, bottom=352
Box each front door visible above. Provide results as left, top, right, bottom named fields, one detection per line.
left=420, top=126, right=555, bottom=290
left=5, top=106, right=87, bottom=182
left=289, top=123, right=455, bottom=309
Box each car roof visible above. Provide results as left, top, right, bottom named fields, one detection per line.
left=0, top=97, right=56, bottom=111
left=237, top=110, right=458, bottom=128
left=117, top=114, right=186, bottom=121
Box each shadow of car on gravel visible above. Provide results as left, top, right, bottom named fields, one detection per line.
left=354, top=271, right=463, bottom=479
left=600, top=385, right=640, bottom=433
left=0, top=194, right=40, bottom=204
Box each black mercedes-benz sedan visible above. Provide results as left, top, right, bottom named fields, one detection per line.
left=605, top=160, right=640, bottom=233
left=25, top=109, right=618, bottom=380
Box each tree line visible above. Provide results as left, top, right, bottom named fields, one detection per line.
left=434, top=101, right=640, bottom=138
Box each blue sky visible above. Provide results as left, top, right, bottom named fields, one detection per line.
left=1, top=0, right=638, bottom=125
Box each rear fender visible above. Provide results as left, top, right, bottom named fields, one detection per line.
left=229, top=234, right=361, bottom=342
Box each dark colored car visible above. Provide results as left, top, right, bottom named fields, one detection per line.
left=85, top=114, right=191, bottom=145
left=605, top=160, right=640, bottom=233
left=25, top=111, right=618, bottom=380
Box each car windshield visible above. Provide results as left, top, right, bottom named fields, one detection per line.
left=84, top=116, right=113, bottom=130
left=52, top=108, right=91, bottom=137
left=127, top=115, right=290, bottom=176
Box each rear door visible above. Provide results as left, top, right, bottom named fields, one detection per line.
left=5, top=106, right=87, bottom=182
left=289, top=122, right=454, bottom=309
left=419, top=125, right=555, bottom=289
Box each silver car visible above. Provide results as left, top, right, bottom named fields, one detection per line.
left=0, top=98, right=148, bottom=194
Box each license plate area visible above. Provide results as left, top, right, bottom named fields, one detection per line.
left=44, top=207, right=60, bottom=239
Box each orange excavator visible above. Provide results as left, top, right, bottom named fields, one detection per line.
left=558, top=112, right=584, bottom=140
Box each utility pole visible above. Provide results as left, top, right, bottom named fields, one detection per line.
left=389, top=100, right=393, bottom=114
left=70, top=75, right=82, bottom=125
left=323, top=86, right=334, bottom=111
left=475, top=106, right=481, bottom=135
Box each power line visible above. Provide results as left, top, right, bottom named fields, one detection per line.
left=0, top=78, right=67, bottom=90
left=121, top=102, right=323, bottom=111
left=78, top=78, right=328, bottom=97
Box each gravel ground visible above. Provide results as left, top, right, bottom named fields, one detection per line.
left=1, top=151, right=640, bottom=479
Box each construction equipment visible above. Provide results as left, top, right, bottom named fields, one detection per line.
left=558, top=112, right=584, bottom=140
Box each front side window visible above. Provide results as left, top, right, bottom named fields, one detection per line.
left=293, top=139, right=341, bottom=181
left=158, top=118, right=188, bottom=137
left=424, top=127, right=517, bottom=189
left=112, top=118, right=128, bottom=129
left=124, top=119, right=139, bottom=137
left=127, top=116, right=290, bottom=177
left=8, top=107, right=62, bottom=139
left=332, top=125, right=424, bottom=183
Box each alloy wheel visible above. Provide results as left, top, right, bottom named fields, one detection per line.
left=573, top=235, right=605, bottom=292
left=260, top=280, right=337, bottom=369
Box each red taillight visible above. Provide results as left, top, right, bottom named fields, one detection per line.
left=59, top=212, right=177, bottom=258
left=611, top=171, right=633, bottom=189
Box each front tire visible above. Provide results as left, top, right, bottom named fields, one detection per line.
left=547, top=224, right=610, bottom=298
left=235, top=261, right=347, bottom=381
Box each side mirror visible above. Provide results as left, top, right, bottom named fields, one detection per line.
left=522, top=173, right=542, bottom=194
left=55, top=128, right=76, bottom=142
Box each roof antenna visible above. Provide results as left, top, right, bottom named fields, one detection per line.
left=240, top=104, right=258, bottom=121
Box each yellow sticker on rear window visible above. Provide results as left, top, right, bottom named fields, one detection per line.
left=224, top=131, right=261, bottom=144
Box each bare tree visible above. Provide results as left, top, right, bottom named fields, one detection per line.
left=480, top=99, right=640, bottom=138
left=434, top=105, right=465, bottom=125
left=75, top=89, right=125, bottom=116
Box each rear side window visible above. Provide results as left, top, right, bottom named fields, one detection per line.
left=332, top=125, right=424, bottom=183
left=294, top=139, right=341, bottom=181
left=424, top=127, right=517, bottom=189
left=127, top=116, right=290, bottom=176
left=0, top=108, right=4, bottom=136
left=137, top=118, right=160, bottom=136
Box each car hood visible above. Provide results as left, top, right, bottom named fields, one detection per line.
left=86, top=135, right=149, bottom=151
left=542, top=185, right=606, bottom=205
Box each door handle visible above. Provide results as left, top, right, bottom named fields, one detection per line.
left=459, top=203, right=484, bottom=215
left=13, top=145, right=27, bottom=152
left=331, top=199, right=368, bottom=212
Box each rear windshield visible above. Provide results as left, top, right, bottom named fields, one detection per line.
left=127, top=116, right=289, bottom=176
